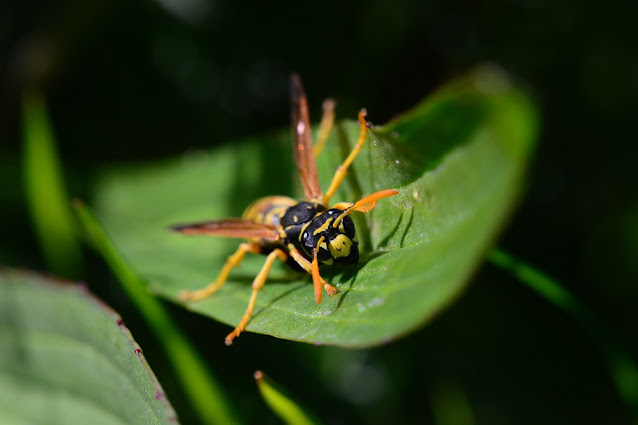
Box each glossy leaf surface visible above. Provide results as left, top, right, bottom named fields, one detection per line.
left=94, top=67, right=537, bottom=347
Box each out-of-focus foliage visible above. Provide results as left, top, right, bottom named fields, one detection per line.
left=0, top=270, right=177, bottom=425
left=2, top=0, right=637, bottom=424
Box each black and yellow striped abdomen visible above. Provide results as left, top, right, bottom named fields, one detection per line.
left=242, top=196, right=297, bottom=228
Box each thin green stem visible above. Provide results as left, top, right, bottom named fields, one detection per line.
left=74, top=201, right=240, bottom=425
left=254, top=371, right=321, bottom=425
left=22, top=90, right=82, bottom=277
left=429, top=379, right=475, bottom=425
left=489, top=248, right=638, bottom=418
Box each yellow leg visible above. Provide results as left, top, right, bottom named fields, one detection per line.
left=323, top=109, right=369, bottom=205
left=225, top=248, right=288, bottom=345
left=180, top=242, right=260, bottom=301
left=288, top=244, right=338, bottom=304
left=313, top=98, right=336, bottom=158
left=311, top=236, right=326, bottom=304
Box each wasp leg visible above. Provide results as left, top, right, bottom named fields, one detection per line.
left=288, top=243, right=338, bottom=304
left=180, top=242, right=261, bottom=301
left=313, top=98, right=336, bottom=158
left=323, top=109, right=369, bottom=205
left=225, top=248, right=288, bottom=345
left=311, top=236, right=328, bottom=304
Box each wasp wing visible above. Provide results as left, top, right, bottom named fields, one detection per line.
left=291, top=74, right=323, bottom=202
left=170, top=218, right=279, bottom=240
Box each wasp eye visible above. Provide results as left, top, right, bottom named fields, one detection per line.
left=338, top=215, right=356, bottom=239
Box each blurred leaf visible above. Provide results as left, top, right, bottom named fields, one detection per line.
left=73, top=201, right=240, bottom=425
left=93, top=66, right=537, bottom=347
left=22, top=91, right=82, bottom=277
left=0, top=269, right=177, bottom=424
left=254, top=371, right=321, bottom=425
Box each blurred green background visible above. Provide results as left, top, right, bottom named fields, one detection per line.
left=1, top=0, right=637, bottom=424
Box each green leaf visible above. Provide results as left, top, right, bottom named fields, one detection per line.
left=93, top=66, right=537, bottom=347
left=73, top=201, right=240, bottom=425
left=0, top=269, right=178, bottom=424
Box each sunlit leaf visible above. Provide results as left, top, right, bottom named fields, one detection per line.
left=93, top=66, right=537, bottom=347
left=0, top=269, right=178, bottom=424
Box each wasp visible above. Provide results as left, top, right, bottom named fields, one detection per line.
left=171, top=75, right=398, bottom=345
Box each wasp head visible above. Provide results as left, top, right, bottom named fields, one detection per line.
left=300, top=209, right=359, bottom=266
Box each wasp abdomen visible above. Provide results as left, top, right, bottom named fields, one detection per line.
left=243, top=196, right=297, bottom=227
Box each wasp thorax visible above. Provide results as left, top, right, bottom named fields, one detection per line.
left=280, top=202, right=325, bottom=227
left=300, top=209, right=359, bottom=266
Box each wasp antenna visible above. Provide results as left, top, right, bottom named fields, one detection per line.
left=169, top=224, right=188, bottom=233
left=351, top=189, right=398, bottom=212
left=332, top=189, right=399, bottom=228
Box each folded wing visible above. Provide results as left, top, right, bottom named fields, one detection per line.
left=290, top=74, right=323, bottom=202
left=170, top=218, right=279, bottom=240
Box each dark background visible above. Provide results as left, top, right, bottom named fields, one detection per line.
left=2, top=0, right=637, bottom=424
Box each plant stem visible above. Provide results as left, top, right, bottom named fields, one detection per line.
left=22, top=91, right=82, bottom=277
left=254, top=370, right=321, bottom=425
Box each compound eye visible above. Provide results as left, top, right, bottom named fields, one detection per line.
left=339, top=215, right=356, bottom=239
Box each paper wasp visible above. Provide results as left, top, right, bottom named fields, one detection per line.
left=171, top=75, right=398, bottom=345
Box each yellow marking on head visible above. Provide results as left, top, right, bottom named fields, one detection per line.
left=298, top=220, right=313, bottom=242
left=328, top=234, right=352, bottom=258
left=293, top=215, right=298, bottom=223
left=321, top=258, right=334, bottom=265
left=313, top=217, right=333, bottom=236
left=320, top=241, right=328, bottom=250
left=338, top=222, right=345, bottom=233
left=332, top=209, right=351, bottom=228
